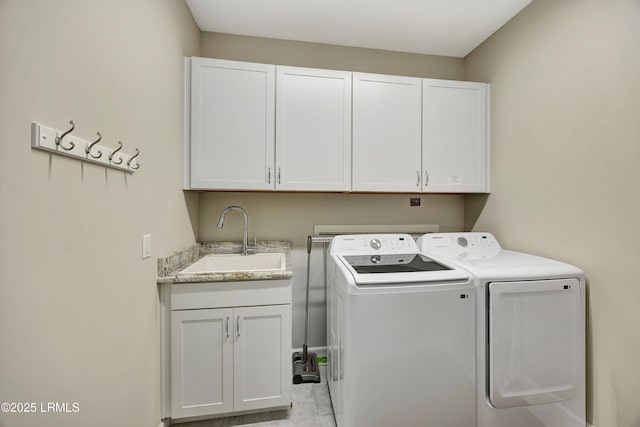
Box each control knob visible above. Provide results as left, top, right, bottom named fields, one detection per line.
left=370, top=239, right=382, bottom=250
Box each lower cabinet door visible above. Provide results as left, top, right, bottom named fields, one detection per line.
left=233, top=305, right=292, bottom=412
left=171, top=308, right=234, bottom=419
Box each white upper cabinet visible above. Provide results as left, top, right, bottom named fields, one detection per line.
left=275, top=66, right=351, bottom=191
left=189, top=58, right=275, bottom=190
left=184, top=57, right=490, bottom=193
left=352, top=73, right=422, bottom=192
left=422, top=79, right=489, bottom=193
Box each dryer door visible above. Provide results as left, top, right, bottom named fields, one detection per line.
left=488, top=279, right=580, bottom=409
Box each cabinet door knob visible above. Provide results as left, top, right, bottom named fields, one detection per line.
left=236, top=315, right=240, bottom=338
left=277, top=168, right=281, bottom=185
left=424, top=170, right=429, bottom=186
left=416, top=170, right=420, bottom=187
left=226, top=316, right=230, bottom=339
left=267, top=167, right=271, bottom=184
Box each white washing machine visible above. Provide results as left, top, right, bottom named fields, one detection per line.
left=327, top=234, right=476, bottom=427
left=418, top=232, right=586, bottom=427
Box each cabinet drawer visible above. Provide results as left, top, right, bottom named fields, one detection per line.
left=171, top=280, right=292, bottom=310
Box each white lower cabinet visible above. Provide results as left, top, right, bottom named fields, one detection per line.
left=171, top=308, right=234, bottom=419
left=167, top=280, right=292, bottom=422
left=233, top=305, right=292, bottom=412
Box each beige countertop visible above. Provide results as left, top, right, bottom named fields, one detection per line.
left=157, top=241, right=293, bottom=284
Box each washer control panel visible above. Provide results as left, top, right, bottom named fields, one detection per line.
left=330, top=234, right=418, bottom=255
left=457, top=237, right=469, bottom=247
left=418, top=232, right=502, bottom=259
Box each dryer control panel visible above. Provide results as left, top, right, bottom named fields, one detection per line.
left=418, top=232, right=502, bottom=260
left=330, top=234, right=418, bottom=255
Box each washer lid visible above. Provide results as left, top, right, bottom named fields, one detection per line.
left=331, top=233, right=470, bottom=285
left=343, top=253, right=451, bottom=274
left=418, top=233, right=584, bottom=280
left=446, top=250, right=583, bottom=280
left=338, top=255, right=470, bottom=285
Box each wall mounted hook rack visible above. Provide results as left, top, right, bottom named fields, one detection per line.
left=31, top=121, right=140, bottom=173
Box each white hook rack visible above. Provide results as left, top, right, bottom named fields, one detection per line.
left=31, top=122, right=139, bottom=173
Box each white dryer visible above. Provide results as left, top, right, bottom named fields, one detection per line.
left=327, top=234, right=475, bottom=427
left=418, top=232, right=586, bottom=427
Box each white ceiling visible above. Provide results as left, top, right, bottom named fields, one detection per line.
left=185, top=0, right=533, bottom=58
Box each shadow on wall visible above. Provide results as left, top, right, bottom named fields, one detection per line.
left=183, top=191, right=200, bottom=242
left=464, top=193, right=489, bottom=231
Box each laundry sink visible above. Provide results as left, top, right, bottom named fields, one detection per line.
left=178, top=252, right=286, bottom=275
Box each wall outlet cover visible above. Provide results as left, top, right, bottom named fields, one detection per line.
left=142, top=234, right=151, bottom=259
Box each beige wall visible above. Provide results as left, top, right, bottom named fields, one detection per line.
left=201, top=32, right=464, bottom=79
left=198, top=33, right=467, bottom=349
left=0, top=1, right=199, bottom=426
left=200, top=192, right=464, bottom=348
left=464, top=1, right=640, bottom=426
left=13, top=3, right=633, bottom=425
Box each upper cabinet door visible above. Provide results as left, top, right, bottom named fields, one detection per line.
left=275, top=66, right=352, bottom=191
left=352, top=73, right=422, bottom=192
left=422, top=79, right=489, bottom=193
left=190, top=58, right=275, bottom=190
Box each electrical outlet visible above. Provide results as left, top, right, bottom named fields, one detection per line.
left=142, top=234, right=151, bottom=259
left=410, top=197, right=421, bottom=207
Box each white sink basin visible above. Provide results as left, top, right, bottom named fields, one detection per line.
left=178, top=252, right=286, bottom=274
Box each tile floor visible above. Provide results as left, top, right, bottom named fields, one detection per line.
left=172, top=366, right=335, bottom=427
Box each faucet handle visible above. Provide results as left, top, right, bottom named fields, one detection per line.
left=247, top=236, right=259, bottom=252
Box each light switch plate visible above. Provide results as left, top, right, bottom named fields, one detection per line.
left=142, top=234, right=151, bottom=259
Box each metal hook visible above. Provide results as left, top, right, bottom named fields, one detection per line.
left=85, top=132, right=102, bottom=159
left=127, top=148, right=140, bottom=170
left=55, top=120, right=76, bottom=151
left=108, top=141, right=123, bottom=165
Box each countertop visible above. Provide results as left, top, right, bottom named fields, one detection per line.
left=157, top=241, right=293, bottom=284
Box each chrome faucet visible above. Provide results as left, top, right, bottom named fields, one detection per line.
left=217, top=205, right=256, bottom=256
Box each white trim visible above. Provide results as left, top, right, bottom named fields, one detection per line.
left=183, top=57, right=192, bottom=189
left=485, top=83, right=491, bottom=192
left=158, top=419, right=170, bottom=427
left=160, top=284, right=171, bottom=419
